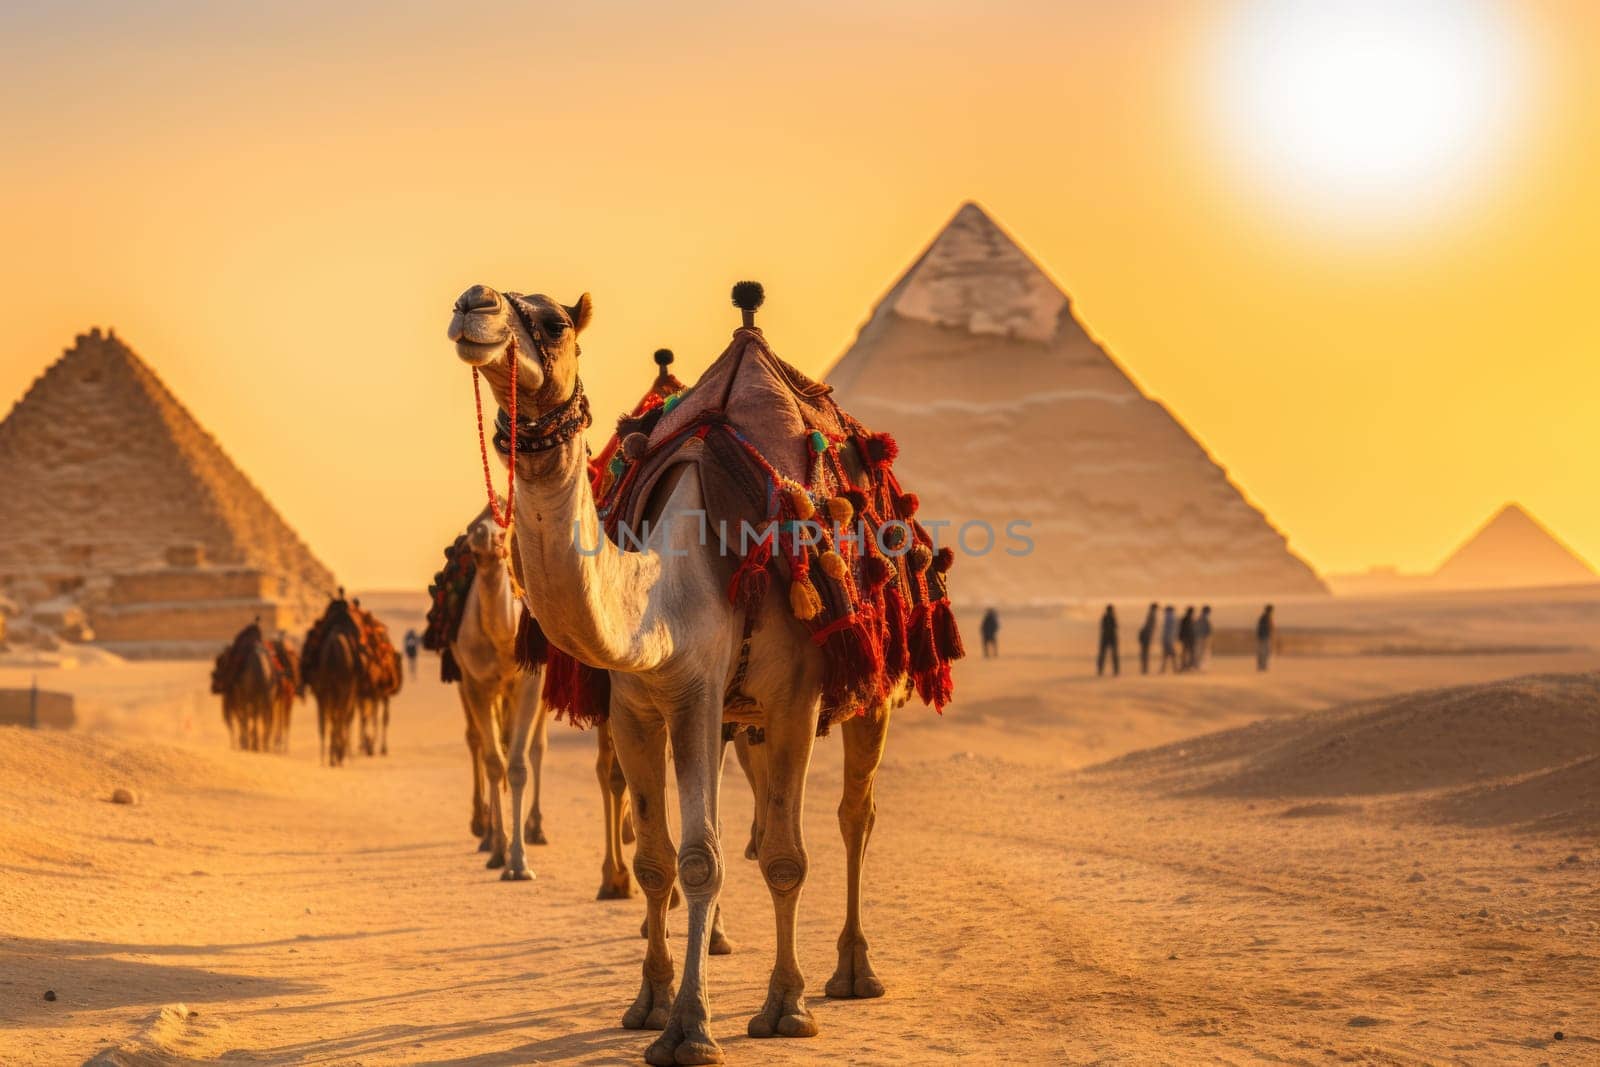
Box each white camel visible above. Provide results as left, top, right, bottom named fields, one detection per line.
left=449, top=285, right=894, bottom=1065
left=450, top=517, right=549, bottom=879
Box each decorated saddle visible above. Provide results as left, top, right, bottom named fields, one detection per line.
left=302, top=598, right=400, bottom=700
left=423, top=505, right=498, bottom=684
left=532, top=295, right=963, bottom=732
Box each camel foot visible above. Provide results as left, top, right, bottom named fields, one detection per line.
left=500, top=865, right=535, bottom=882
left=743, top=836, right=758, bottom=861
left=621, top=976, right=675, bottom=1031
left=525, top=823, right=547, bottom=846
left=826, top=941, right=885, bottom=999
left=476, top=834, right=493, bottom=854
left=747, top=984, right=817, bottom=1039
left=644, top=1017, right=723, bottom=1066
left=597, top=869, right=633, bottom=900
left=485, top=850, right=506, bottom=870
left=470, top=813, right=487, bottom=838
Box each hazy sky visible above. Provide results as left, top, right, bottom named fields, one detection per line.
left=2, top=0, right=1596, bottom=588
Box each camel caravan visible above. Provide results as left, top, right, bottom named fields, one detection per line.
left=442, top=280, right=962, bottom=1065
left=213, top=595, right=401, bottom=763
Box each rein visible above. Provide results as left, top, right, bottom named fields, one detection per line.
left=472, top=338, right=516, bottom=528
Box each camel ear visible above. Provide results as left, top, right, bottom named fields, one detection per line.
left=565, top=293, right=594, bottom=335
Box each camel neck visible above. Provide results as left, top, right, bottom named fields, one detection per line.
left=510, top=435, right=667, bottom=673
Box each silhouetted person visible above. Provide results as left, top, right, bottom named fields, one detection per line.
left=403, top=628, right=420, bottom=679
left=1159, top=605, right=1178, bottom=673
left=1178, top=606, right=1198, bottom=672
left=1257, top=604, right=1275, bottom=671
left=1196, top=605, right=1213, bottom=671
left=1097, top=604, right=1119, bottom=677
left=1137, top=602, right=1158, bottom=674
left=980, top=608, right=1000, bottom=659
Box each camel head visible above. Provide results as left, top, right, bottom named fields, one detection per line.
left=448, top=284, right=593, bottom=415
left=466, top=515, right=508, bottom=566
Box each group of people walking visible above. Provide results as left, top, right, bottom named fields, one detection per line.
left=1097, top=603, right=1276, bottom=676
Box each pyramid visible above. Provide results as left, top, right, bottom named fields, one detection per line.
left=0, top=329, right=336, bottom=652
left=1432, top=504, right=1596, bottom=590
left=825, top=202, right=1326, bottom=604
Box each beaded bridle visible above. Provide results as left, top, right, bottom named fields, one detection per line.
left=470, top=292, right=593, bottom=528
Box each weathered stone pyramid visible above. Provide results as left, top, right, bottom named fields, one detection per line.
left=1432, top=503, right=1595, bottom=590
left=0, top=329, right=336, bottom=653
left=826, top=202, right=1326, bottom=604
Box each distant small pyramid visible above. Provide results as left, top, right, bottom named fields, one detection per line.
left=0, top=329, right=336, bottom=647
left=826, top=202, right=1325, bottom=602
left=1432, top=504, right=1596, bottom=590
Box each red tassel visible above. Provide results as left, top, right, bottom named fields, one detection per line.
left=440, top=647, right=462, bottom=684
left=816, top=615, right=885, bottom=714
left=909, top=602, right=937, bottom=677
left=728, top=533, right=774, bottom=608
left=577, top=663, right=611, bottom=727
left=515, top=607, right=548, bottom=670
left=883, top=584, right=909, bottom=678
left=933, top=599, right=965, bottom=662
left=862, top=432, right=899, bottom=467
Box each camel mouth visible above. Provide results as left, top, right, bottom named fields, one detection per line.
left=455, top=335, right=507, bottom=367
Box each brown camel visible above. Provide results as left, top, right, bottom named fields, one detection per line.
left=303, top=598, right=364, bottom=767
left=214, top=622, right=287, bottom=753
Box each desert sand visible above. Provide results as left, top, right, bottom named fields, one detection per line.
left=3, top=588, right=1598, bottom=1065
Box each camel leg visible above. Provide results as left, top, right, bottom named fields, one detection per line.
left=609, top=710, right=676, bottom=1036
left=643, top=687, right=726, bottom=1067
left=748, top=700, right=820, bottom=1041
left=596, top=721, right=633, bottom=899
left=826, top=705, right=891, bottom=999
left=459, top=688, right=489, bottom=841
left=733, top=729, right=766, bottom=860
left=524, top=686, right=549, bottom=846
left=501, top=671, right=542, bottom=881
left=708, top=738, right=734, bottom=957
left=464, top=680, right=509, bottom=868
left=317, top=701, right=327, bottom=765
left=380, top=696, right=390, bottom=756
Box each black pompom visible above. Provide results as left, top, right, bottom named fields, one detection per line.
left=731, top=281, right=765, bottom=312
left=653, top=348, right=674, bottom=367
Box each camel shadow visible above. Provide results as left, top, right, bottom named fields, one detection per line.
left=0, top=939, right=318, bottom=1026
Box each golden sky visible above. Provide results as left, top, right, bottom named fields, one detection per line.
left=2, top=0, right=1596, bottom=588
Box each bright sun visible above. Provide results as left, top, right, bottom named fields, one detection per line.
left=1204, top=0, right=1535, bottom=234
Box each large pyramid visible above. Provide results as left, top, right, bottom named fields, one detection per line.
left=1432, top=504, right=1596, bottom=591
left=0, top=328, right=335, bottom=654
left=826, top=203, right=1326, bottom=604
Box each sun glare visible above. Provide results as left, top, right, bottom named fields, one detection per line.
left=1203, top=0, right=1535, bottom=235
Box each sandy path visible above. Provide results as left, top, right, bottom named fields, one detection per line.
left=2, top=614, right=1598, bottom=1064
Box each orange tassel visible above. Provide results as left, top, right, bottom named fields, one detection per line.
left=820, top=549, right=849, bottom=580
left=787, top=486, right=815, bottom=520
left=790, top=576, right=823, bottom=620
left=827, top=496, right=854, bottom=526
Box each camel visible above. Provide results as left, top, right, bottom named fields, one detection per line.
left=449, top=517, right=549, bottom=877
left=359, top=648, right=402, bottom=757
left=213, top=621, right=298, bottom=753
left=303, top=599, right=364, bottom=767
left=214, top=622, right=286, bottom=753
left=448, top=284, right=904, bottom=1065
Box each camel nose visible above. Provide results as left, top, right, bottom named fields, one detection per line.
left=456, top=285, right=501, bottom=315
